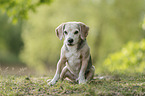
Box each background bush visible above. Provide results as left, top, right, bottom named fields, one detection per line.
left=101, top=39, right=145, bottom=73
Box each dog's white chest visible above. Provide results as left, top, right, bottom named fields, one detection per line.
left=65, top=47, right=81, bottom=75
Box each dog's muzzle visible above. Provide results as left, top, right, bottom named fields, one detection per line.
left=67, top=38, right=74, bottom=46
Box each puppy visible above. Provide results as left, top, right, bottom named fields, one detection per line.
left=48, top=22, right=95, bottom=85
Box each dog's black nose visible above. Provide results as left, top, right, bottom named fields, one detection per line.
left=68, top=38, right=74, bottom=43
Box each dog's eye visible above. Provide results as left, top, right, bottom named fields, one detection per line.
left=64, top=31, right=68, bottom=35
left=74, top=31, right=78, bottom=34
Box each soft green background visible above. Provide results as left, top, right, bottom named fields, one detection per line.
left=0, top=0, right=145, bottom=74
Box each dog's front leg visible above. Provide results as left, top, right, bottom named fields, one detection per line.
left=78, top=56, right=90, bottom=84
left=48, top=58, right=66, bottom=86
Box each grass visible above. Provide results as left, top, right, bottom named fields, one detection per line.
left=1, top=73, right=145, bottom=95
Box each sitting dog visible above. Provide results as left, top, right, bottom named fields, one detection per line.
left=48, top=22, right=95, bottom=85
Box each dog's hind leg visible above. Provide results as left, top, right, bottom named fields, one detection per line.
left=60, top=66, right=77, bottom=82
left=86, top=66, right=95, bottom=81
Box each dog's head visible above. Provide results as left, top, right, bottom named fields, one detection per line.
left=55, top=22, right=89, bottom=46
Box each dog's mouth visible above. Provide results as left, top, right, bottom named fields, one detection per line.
left=67, top=43, right=74, bottom=46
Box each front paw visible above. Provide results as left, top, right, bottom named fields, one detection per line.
left=48, top=80, right=56, bottom=86
left=78, top=77, right=86, bottom=84
left=79, top=79, right=86, bottom=84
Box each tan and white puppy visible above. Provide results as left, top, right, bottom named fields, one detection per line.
left=48, top=22, right=95, bottom=86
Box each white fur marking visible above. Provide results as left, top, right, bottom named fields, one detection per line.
left=65, top=45, right=81, bottom=76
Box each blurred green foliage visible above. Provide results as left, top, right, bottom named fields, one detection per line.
left=102, top=39, right=145, bottom=73
left=0, top=0, right=52, bottom=23
left=0, top=0, right=51, bottom=65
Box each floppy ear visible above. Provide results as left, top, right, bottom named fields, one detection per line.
left=55, top=23, right=65, bottom=40
left=79, top=22, right=89, bottom=40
